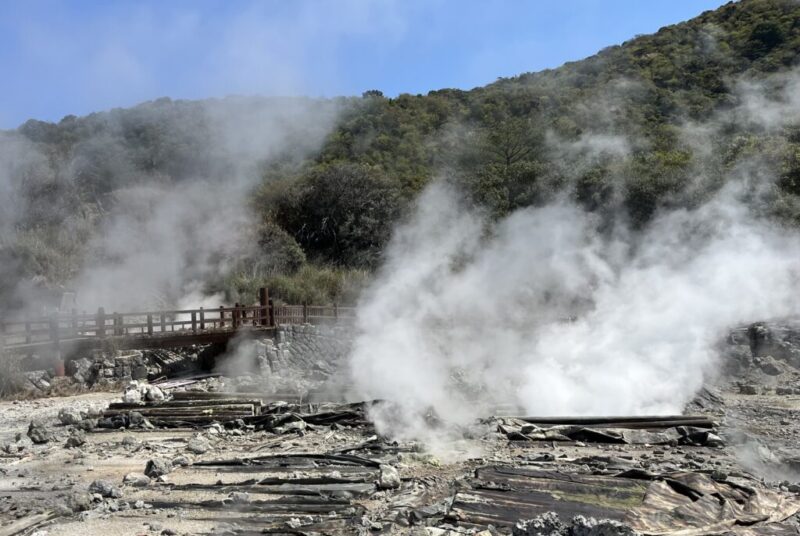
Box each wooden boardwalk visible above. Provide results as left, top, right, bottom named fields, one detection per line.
left=1, top=288, right=355, bottom=357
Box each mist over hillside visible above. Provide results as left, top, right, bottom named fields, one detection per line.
left=1, top=0, right=800, bottom=314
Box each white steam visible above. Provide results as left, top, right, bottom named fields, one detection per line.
left=348, top=180, right=800, bottom=441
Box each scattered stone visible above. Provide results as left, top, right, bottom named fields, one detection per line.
left=145, top=385, right=165, bottom=402
left=228, top=492, right=250, bottom=504
left=144, top=459, right=172, bottom=478
left=123, top=473, right=151, bottom=487
left=739, top=383, right=758, bottom=395
left=705, top=433, right=725, bottom=448
left=514, top=513, right=635, bottom=536
left=161, top=529, right=178, bottom=535
left=571, top=515, right=637, bottom=536
left=171, top=456, right=190, bottom=467
left=27, top=420, right=55, bottom=444
left=66, top=493, right=93, bottom=513
left=187, top=436, right=211, bottom=454
left=513, top=512, right=565, bottom=536
left=378, top=464, right=401, bottom=490
left=711, top=470, right=728, bottom=482
left=757, top=356, right=783, bottom=376
left=123, top=388, right=142, bottom=404
left=88, top=480, right=123, bottom=498
left=58, top=407, right=83, bottom=425
left=65, top=429, right=86, bottom=448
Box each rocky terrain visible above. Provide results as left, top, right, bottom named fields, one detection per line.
left=3, top=322, right=800, bottom=535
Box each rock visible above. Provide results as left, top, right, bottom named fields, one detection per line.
left=228, top=492, right=250, bottom=504
left=187, top=436, right=211, bottom=454
left=75, top=418, right=97, bottom=432
left=788, top=483, right=800, bottom=493
left=128, top=411, right=145, bottom=427
left=739, top=383, right=758, bottom=395
left=378, top=464, right=401, bottom=490
left=65, top=429, right=86, bottom=448
left=757, top=356, right=783, bottom=376
left=67, top=493, right=93, bottom=513
left=711, top=469, right=728, bottom=482
left=161, top=529, right=178, bottom=535
left=276, top=420, right=307, bottom=434
left=58, top=407, right=83, bottom=425
left=27, top=420, right=54, bottom=444
left=145, top=386, right=165, bottom=402
left=123, top=388, right=142, bottom=404
left=123, top=473, right=151, bottom=487
left=144, top=459, right=172, bottom=478
left=570, top=515, right=637, bottom=536
left=88, top=479, right=123, bottom=498
left=513, top=512, right=566, bottom=536
left=704, top=433, right=725, bottom=448
left=171, top=456, right=190, bottom=467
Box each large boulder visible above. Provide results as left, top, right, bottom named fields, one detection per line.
left=144, top=458, right=172, bottom=478
left=58, top=407, right=83, bottom=425
left=27, top=420, right=54, bottom=444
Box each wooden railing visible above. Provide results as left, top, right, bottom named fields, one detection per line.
left=0, top=288, right=356, bottom=353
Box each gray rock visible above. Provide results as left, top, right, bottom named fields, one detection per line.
left=58, top=408, right=83, bottom=425
left=739, top=383, right=758, bottom=395
left=144, top=459, right=172, bottom=478
left=123, top=473, right=151, bottom=487
left=757, top=356, right=783, bottom=376
left=27, top=420, right=54, bottom=444
left=88, top=479, right=123, bottom=498
left=171, top=456, right=190, bottom=467
left=378, top=464, right=401, bottom=490
left=705, top=433, right=725, bottom=448
left=570, top=515, right=637, bottom=536
left=67, top=492, right=93, bottom=512
left=187, top=437, right=211, bottom=454
left=145, top=386, right=165, bottom=401
left=65, top=429, right=86, bottom=448
left=513, top=512, right=566, bottom=536
left=123, top=388, right=142, bottom=404
left=228, top=492, right=250, bottom=504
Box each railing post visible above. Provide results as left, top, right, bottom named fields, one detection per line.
left=199, top=307, right=205, bottom=331
left=160, top=312, right=166, bottom=333
left=259, top=288, right=269, bottom=327
left=219, top=305, right=225, bottom=328
left=147, top=314, right=153, bottom=336
left=113, top=313, right=122, bottom=336
left=302, top=303, right=308, bottom=323
left=268, top=298, right=275, bottom=328
left=50, top=314, right=63, bottom=376
left=233, top=303, right=240, bottom=329
left=191, top=311, right=197, bottom=334
left=96, top=308, right=105, bottom=338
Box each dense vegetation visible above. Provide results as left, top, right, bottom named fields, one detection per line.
left=2, top=0, right=800, bottom=308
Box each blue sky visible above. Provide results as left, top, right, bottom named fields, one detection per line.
left=0, top=0, right=726, bottom=129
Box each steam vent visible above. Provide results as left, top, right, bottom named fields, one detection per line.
left=5, top=0, right=800, bottom=534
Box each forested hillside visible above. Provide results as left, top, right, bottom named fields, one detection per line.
left=2, top=0, right=800, bottom=309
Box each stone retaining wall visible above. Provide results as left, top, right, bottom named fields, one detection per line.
left=259, top=323, right=355, bottom=379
